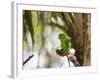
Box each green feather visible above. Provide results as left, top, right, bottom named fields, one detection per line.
left=59, top=33, right=71, bottom=52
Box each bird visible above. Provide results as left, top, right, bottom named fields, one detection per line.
left=58, top=33, right=71, bottom=53
left=58, top=34, right=80, bottom=66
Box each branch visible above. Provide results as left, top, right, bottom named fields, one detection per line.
left=56, top=49, right=80, bottom=67
left=23, top=54, right=34, bottom=65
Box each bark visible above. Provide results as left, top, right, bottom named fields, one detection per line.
left=63, top=13, right=91, bottom=66
left=70, top=13, right=91, bottom=66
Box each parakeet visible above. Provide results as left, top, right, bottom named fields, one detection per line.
left=58, top=33, right=71, bottom=52
left=58, top=34, right=80, bottom=66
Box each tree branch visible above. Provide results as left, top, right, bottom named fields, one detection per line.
left=56, top=49, right=80, bottom=67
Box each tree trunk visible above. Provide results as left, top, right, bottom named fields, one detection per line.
left=65, top=13, right=91, bottom=66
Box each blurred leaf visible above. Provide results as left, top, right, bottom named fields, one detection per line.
left=23, top=10, right=34, bottom=46
left=31, top=11, right=39, bottom=27
left=65, top=13, right=73, bottom=24
left=34, top=24, right=42, bottom=33
left=61, top=13, right=76, bottom=37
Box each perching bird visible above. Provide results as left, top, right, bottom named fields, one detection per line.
left=58, top=34, right=80, bottom=66
left=58, top=33, right=71, bottom=53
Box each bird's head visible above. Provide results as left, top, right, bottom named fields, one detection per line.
left=58, top=33, right=66, bottom=39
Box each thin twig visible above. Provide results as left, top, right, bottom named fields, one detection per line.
left=23, top=54, right=34, bottom=65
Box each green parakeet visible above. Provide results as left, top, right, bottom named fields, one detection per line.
left=58, top=33, right=71, bottom=52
